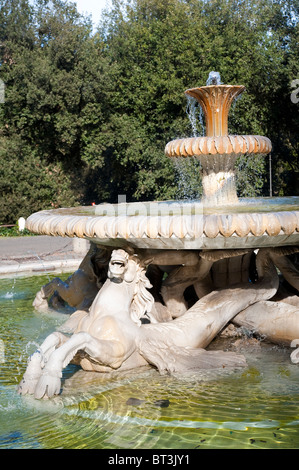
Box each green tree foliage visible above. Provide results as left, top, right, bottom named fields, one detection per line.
left=0, top=0, right=298, bottom=224
left=0, top=134, right=77, bottom=221
left=0, top=0, right=111, bottom=222
left=98, top=0, right=298, bottom=199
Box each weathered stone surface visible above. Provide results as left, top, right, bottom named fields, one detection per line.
left=26, top=207, right=299, bottom=249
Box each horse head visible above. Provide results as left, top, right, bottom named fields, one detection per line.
left=107, top=249, right=138, bottom=283
left=107, top=249, right=155, bottom=325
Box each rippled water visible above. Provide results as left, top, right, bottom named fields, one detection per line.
left=1, top=274, right=299, bottom=449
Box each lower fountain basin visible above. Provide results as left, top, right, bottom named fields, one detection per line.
left=2, top=274, right=299, bottom=449
left=25, top=197, right=299, bottom=250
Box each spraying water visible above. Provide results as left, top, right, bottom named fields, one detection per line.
left=28, top=251, right=52, bottom=282
left=3, top=278, right=17, bottom=299
left=206, top=71, right=222, bottom=86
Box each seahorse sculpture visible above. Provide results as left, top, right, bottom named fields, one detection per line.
left=19, top=246, right=297, bottom=399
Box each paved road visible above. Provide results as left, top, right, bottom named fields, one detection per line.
left=0, top=235, right=89, bottom=275
left=0, top=235, right=74, bottom=259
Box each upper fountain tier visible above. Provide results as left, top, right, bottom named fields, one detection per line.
left=165, top=83, right=272, bottom=205
left=165, top=84, right=272, bottom=157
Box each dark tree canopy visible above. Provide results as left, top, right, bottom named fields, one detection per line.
left=0, top=0, right=298, bottom=223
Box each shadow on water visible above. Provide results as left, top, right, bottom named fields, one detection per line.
left=1, top=274, right=299, bottom=449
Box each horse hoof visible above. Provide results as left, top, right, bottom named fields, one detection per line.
left=34, top=374, right=61, bottom=399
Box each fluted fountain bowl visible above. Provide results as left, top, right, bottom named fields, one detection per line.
left=26, top=197, right=299, bottom=250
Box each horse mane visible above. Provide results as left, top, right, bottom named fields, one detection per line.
left=129, top=256, right=155, bottom=326
left=78, top=244, right=111, bottom=286
left=77, top=243, right=97, bottom=273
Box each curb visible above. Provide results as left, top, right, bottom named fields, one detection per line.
left=0, top=259, right=81, bottom=276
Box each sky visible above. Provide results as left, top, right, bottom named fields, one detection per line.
left=69, top=0, right=112, bottom=28
left=28, top=0, right=114, bottom=31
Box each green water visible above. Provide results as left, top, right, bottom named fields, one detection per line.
left=1, top=274, right=299, bottom=449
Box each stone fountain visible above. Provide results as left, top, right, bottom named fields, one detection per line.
left=19, top=74, right=299, bottom=399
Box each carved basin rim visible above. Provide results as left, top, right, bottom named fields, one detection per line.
left=165, top=135, right=272, bottom=158
left=26, top=200, right=299, bottom=250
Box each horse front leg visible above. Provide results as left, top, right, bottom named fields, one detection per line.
left=291, top=340, right=299, bottom=364
left=33, top=278, right=62, bottom=309
left=34, top=332, right=123, bottom=399
left=18, top=332, right=68, bottom=395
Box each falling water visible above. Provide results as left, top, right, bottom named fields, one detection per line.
left=174, top=157, right=202, bottom=200
left=178, top=71, right=248, bottom=202
left=186, top=95, right=205, bottom=137
left=180, top=73, right=224, bottom=199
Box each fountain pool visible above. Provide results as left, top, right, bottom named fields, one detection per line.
left=1, top=273, right=299, bottom=449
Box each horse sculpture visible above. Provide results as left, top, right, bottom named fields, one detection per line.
left=18, top=247, right=299, bottom=399
left=18, top=249, right=157, bottom=398
left=32, top=244, right=112, bottom=311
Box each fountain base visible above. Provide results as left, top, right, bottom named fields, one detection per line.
left=18, top=237, right=299, bottom=399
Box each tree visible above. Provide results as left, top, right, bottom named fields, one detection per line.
left=97, top=0, right=298, bottom=201
left=0, top=134, right=77, bottom=223
left=0, top=0, right=298, bottom=224
left=0, top=0, right=112, bottom=222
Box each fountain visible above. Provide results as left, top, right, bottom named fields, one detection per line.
left=18, top=73, right=299, bottom=402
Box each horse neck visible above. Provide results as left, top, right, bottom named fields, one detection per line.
left=89, top=276, right=138, bottom=317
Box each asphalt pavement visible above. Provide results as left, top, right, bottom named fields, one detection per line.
left=0, top=235, right=89, bottom=276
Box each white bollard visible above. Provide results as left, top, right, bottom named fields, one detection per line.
left=18, top=217, right=26, bottom=232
